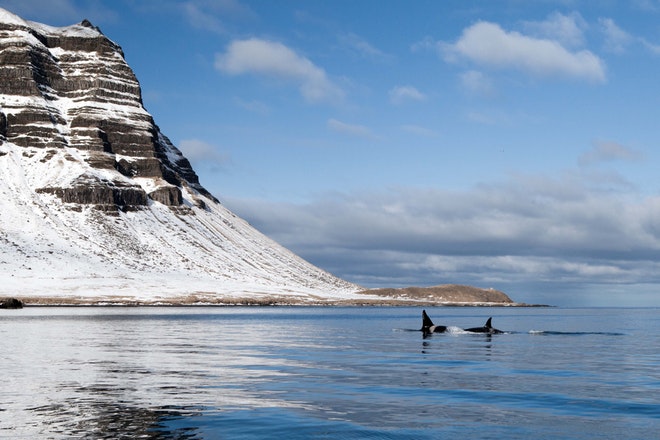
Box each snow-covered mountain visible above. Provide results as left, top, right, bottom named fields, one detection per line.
left=0, top=8, right=364, bottom=304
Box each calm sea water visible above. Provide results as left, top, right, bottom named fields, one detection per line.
left=0, top=307, right=658, bottom=439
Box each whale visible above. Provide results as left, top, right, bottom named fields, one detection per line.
left=420, top=310, right=504, bottom=335
left=421, top=309, right=447, bottom=334
left=464, top=317, right=503, bottom=334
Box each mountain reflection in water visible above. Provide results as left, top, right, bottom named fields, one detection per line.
left=30, top=398, right=201, bottom=439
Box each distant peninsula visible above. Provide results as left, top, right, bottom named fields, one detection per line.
left=359, top=284, right=515, bottom=305
left=356, top=284, right=548, bottom=306
left=2, top=284, right=546, bottom=307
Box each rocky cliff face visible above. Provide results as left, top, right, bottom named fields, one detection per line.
left=0, top=11, right=212, bottom=212
left=0, top=8, right=361, bottom=303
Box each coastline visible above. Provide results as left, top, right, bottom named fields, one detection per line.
left=1, top=283, right=550, bottom=307
left=2, top=296, right=549, bottom=307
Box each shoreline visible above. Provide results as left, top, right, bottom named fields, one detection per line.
left=3, top=297, right=551, bottom=308
left=1, top=285, right=551, bottom=308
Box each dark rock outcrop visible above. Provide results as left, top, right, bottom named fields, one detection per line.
left=148, top=186, right=183, bottom=206
left=0, top=111, right=7, bottom=143
left=0, top=298, right=23, bottom=309
left=0, top=11, right=215, bottom=210
left=36, top=173, right=150, bottom=212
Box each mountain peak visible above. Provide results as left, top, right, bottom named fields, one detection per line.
left=0, top=8, right=363, bottom=304
left=0, top=7, right=26, bottom=26
left=0, top=8, right=105, bottom=41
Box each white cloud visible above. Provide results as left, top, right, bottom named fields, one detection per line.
left=411, top=36, right=436, bottom=52
left=327, top=118, right=376, bottom=139
left=460, top=70, right=494, bottom=97
left=215, top=38, right=344, bottom=104
left=183, top=2, right=225, bottom=34
left=179, top=139, right=230, bottom=167
left=640, top=38, right=660, bottom=54
left=181, top=0, right=255, bottom=33
left=634, top=0, right=660, bottom=11
left=465, top=109, right=511, bottom=126
left=596, top=17, right=660, bottom=56
left=523, top=11, right=588, bottom=48
left=441, top=21, right=606, bottom=83
left=599, top=18, right=633, bottom=53
left=0, top=0, right=116, bottom=24
left=389, top=85, right=426, bottom=104
left=400, top=124, right=438, bottom=137
left=579, top=140, right=644, bottom=166
left=233, top=97, right=270, bottom=114
left=339, top=32, right=391, bottom=60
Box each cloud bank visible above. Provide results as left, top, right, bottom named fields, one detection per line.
left=579, top=141, right=644, bottom=166
left=523, top=11, right=588, bottom=48
left=389, top=85, right=427, bottom=104
left=327, top=118, right=376, bottom=139
left=179, top=139, right=230, bottom=169
left=225, top=161, right=660, bottom=306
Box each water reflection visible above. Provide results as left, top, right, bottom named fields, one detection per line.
left=26, top=351, right=206, bottom=439
left=2, top=307, right=657, bottom=439
left=420, top=332, right=494, bottom=357
left=30, top=397, right=202, bottom=439
left=0, top=308, right=331, bottom=437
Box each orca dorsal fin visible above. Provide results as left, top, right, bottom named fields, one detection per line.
left=485, top=317, right=493, bottom=328
left=422, top=310, right=435, bottom=329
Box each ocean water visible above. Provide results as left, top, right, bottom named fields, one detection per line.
left=0, top=307, right=658, bottom=439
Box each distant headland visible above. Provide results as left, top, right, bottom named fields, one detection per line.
left=1, top=285, right=548, bottom=307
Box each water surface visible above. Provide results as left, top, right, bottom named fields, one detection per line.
left=1, top=307, right=658, bottom=439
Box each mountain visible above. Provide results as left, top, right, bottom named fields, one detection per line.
left=0, top=8, right=365, bottom=304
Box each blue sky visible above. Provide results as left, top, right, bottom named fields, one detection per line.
left=4, top=0, right=660, bottom=306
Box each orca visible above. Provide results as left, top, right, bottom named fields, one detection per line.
left=464, top=317, right=503, bottom=334
left=420, top=311, right=504, bottom=335
left=421, top=310, right=447, bottom=334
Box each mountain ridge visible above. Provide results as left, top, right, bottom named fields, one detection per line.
left=0, top=8, right=366, bottom=303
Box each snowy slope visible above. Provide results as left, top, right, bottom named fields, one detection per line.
left=0, top=8, right=364, bottom=303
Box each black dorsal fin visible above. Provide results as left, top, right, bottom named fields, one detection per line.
left=422, top=310, right=435, bottom=329
left=485, top=317, right=493, bottom=328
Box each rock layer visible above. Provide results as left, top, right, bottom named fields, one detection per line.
left=0, top=11, right=212, bottom=211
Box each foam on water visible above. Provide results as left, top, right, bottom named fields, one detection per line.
left=445, top=325, right=469, bottom=334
